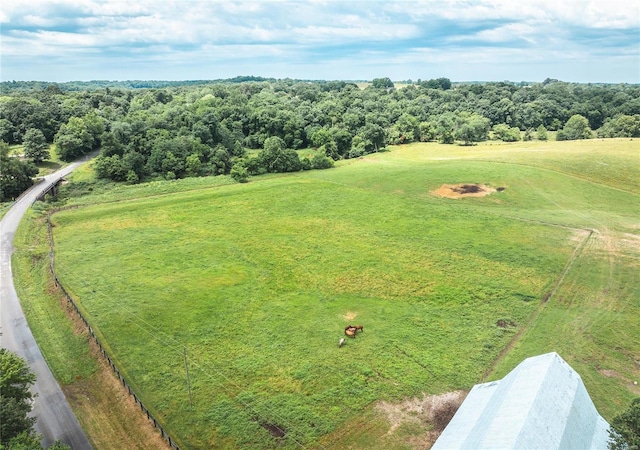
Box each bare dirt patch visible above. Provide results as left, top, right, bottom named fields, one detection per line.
left=376, top=390, right=466, bottom=449
left=597, top=369, right=640, bottom=395
left=599, top=369, right=620, bottom=378
left=342, top=311, right=357, bottom=321
left=253, top=418, right=286, bottom=438
left=496, top=319, right=516, bottom=328
left=431, top=183, right=497, bottom=199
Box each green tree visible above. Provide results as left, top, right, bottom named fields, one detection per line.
left=99, top=131, right=124, bottom=157
left=206, top=144, right=232, bottom=175
left=371, top=77, right=394, bottom=89
left=22, top=129, right=50, bottom=163
left=393, top=113, right=420, bottom=143
left=418, top=121, right=435, bottom=142
left=329, top=127, right=353, bottom=158
left=185, top=153, right=202, bottom=176
left=421, top=77, right=452, bottom=90
left=454, top=113, right=491, bottom=145
left=349, top=135, right=367, bottom=158
left=598, top=114, right=640, bottom=138
left=93, top=154, right=128, bottom=181
left=558, top=114, right=592, bottom=140
left=0, top=348, right=37, bottom=446
left=54, top=117, right=93, bottom=161
left=318, top=141, right=339, bottom=160
left=608, top=397, right=640, bottom=450
left=360, top=123, right=386, bottom=152
left=81, top=111, right=106, bottom=149
left=310, top=128, right=333, bottom=149
left=0, top=142, right=38, bottom=202
left=0, top=119, right=17, bottom=144
left=230, top=162, right=249, bottom=183
left=310, top=152, right=334, bottom=169
left=492, top=124, right=521, bottom=142
left=522, top=128, right=533, bottom=141
left=3, top=431, right=42, bottom=449
left=536, top=124, right=548, bottom=141
left=435, top=113, right=456, bottom=144
left=256, top=136, right=301, bottom=173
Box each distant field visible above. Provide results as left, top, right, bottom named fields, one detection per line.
left=18, top=139, right=640, bottom=449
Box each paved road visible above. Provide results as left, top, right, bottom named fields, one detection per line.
left=1, top=160, right=93, bottom=449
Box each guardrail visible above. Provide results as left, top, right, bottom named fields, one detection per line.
left=34, top=178, right=63, bottom=203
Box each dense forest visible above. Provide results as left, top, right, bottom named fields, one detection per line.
left=1, top=77, right=639, bottom=201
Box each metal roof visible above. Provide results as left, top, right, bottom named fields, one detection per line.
left=432, top=352, right=610, bottom=449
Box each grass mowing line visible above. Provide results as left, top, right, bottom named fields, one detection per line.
left=65, top=178, right=235, bottom=209
left=483, top=227, right=594, bottom=381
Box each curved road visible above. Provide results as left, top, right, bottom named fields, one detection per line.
left=1, top=160, right=93, bottom=449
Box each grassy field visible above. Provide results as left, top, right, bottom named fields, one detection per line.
left=14, top=139, right=640, bottom=449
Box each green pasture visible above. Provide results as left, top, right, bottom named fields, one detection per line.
left=16, top=139, right=640, bottom=449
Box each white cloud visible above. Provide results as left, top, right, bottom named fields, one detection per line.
left=457, top=23, right=540, bottom=44
left=1, top=0, right=638, bottom=82
left=400, top=0, right=639, bottom=28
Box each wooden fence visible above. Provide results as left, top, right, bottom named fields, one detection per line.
left=46, top=212, right=180, bottom=450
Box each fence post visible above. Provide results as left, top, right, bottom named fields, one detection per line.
left=47, top=207, right=181, bottom=450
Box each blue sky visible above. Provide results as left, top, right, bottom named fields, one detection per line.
left=1, top=0, right=639, bottom=83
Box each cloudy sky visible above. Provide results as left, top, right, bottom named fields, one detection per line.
left=1, top=0, right=639, bottom=83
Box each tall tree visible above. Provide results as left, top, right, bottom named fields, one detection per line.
left=0, top=142, right=38, bottom=201
left=492, top=123, right=521, bottom=142
left=360, top=123, right=386, bottom=152
left=54, top=117, right=93, bottom=161
left=256, top=136, right=301, bottom=173
left=23, top=128, right=50, bottom=163
left=536, top=124, right=548, bottom=141
left=371, top=77, right=394, bottom=89
left=454, top=113, right=491, bottom=145
left=557, top=114, right=592, bottom=140
left=0, top=348, right=37, bottom=446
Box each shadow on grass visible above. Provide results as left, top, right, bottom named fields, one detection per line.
left=38, top=161, right=63, bottom=175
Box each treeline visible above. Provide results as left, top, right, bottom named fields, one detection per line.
left=1, top=78, right=639, bottom=200
left=0, top=76, right=277, bottom=93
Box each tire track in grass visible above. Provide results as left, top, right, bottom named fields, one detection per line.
left=482, top=226, right=594, bottom=381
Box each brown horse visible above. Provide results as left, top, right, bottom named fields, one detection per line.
left=345, top=328, right=356, bottom=338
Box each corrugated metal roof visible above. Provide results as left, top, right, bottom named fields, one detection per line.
left=432, top=352, right=610, bottom=449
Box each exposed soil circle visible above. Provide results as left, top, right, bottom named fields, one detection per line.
left=376, top=390, right=466, bottom=448
left=431, top=183, right=499, bottom=199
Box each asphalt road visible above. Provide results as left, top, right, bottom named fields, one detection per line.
left=1, top=160, right=93, bottom=449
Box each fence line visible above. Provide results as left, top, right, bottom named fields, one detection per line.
left=46, top=212, right=180, bottom=450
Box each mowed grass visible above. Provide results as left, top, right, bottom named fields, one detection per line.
left=41, top=139, right=639, bottom=449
